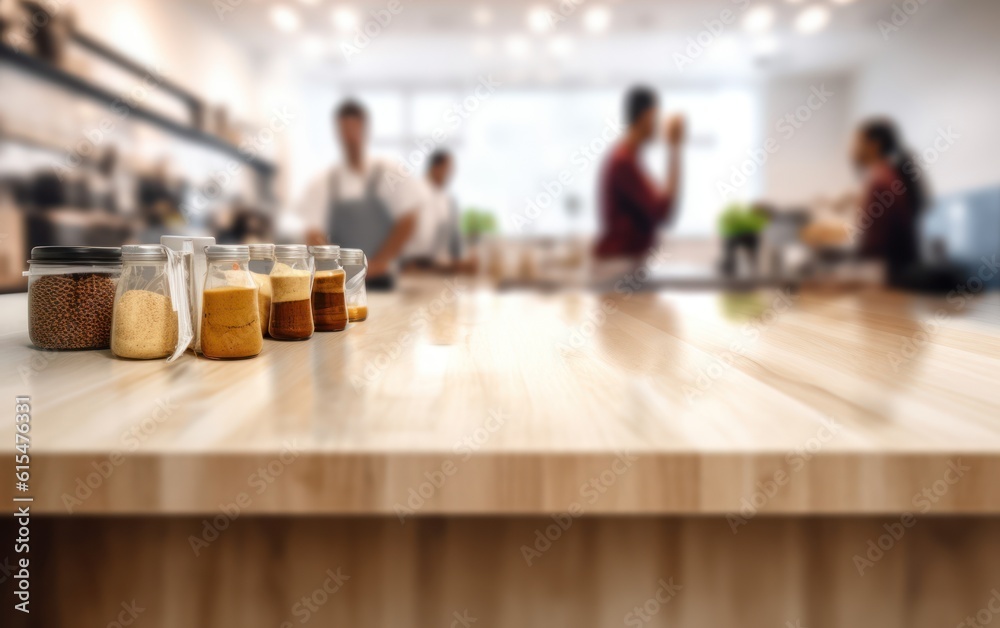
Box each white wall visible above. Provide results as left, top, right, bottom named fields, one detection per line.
left=851, top=0, right=1000, bottom=196
left=759, top=75, right=855, bottom=208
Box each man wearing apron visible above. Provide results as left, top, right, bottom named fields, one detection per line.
left=301, top=100, right=419, bottom=290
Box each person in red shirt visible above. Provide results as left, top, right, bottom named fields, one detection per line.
left=852, top=118, right=927, bottom=285
left=594, top=86, right=685, bottom=264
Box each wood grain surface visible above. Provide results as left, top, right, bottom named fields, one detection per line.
left=4, top=516, right=1000, bottom=628
left=2, top=279, right=999, bottom=514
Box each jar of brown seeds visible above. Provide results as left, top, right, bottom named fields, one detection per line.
left=25, top=247, right=122, bottom=350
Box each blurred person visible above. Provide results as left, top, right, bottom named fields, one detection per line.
left=802, top=118, right=928, bottom=287
left=298, top=99, right=419, bottom=289
left=593, top=86, right=685, bottom=283
left=851, top=118, right=927, bottom=285
left=404, top=150, right=470, bottom=272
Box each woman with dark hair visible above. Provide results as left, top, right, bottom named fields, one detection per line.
left=851, top=118, right=928, bottom=285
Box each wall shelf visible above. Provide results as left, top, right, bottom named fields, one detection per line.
left=0, top=43, right=276, bottom=176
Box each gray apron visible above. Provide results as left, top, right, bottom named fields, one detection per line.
left=327, top=165, right=395, bottom=262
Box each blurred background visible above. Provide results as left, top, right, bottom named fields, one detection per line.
left=1, top=0, right=998, bottom=292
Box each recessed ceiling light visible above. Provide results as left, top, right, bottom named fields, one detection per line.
left=743, top=6, right=776, bottom=33
left=549, top=35, right=574, bottom=57
left=795, top=5, right=830, bottom=34
left=528, top=6, right=555, bottom=33
left=473, top=6, right=493, bottom=27
left=270, top=5, right=301, bottom=33
left=505, top=35, right=531, bottom=58
left=583, top=6, right=611, bottom=34
left=331, top=6, right=360, bottom=33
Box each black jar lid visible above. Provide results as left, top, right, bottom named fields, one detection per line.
left=29, top=246, right=122, bottom=265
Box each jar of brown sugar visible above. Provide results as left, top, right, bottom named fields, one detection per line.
left=309, top=245, right=348, bottom=332
left=25, top=246, right=122, bottom=350
left=269, top=245, right=314, bottom=340
left=201, top=245, right=263, bottom=360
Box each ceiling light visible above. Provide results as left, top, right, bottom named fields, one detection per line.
left=331, top=6, right=360, bottom=33
left=472, top=6, right=493, bottom=27
left=270, top=5, right=301, bottom=33
left=583, top=6, right=611, bottom=34
left=795, top=5, right=830, bottom=34
left=549, top=35, right=574, bottom=57
left=505, top=35, right=531, bottom=58
left=743, top=6, right=776, bottom=33
left=528, top=6, right=554, bottom=33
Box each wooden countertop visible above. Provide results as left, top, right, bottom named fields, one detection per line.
left=2, top=278, right=999, bottom=515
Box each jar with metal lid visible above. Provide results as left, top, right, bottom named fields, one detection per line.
left=201, top=245, right=262, bottom=360
left=309, top=245, right=348, bottom=332
left=340, top=248, right=368, bottom=322
left=248, top=243, right=275, bottom=338
left=269, top=244, right=314, bottom=340
left=24, top=246, right=121, bottom=350
left=111, top=245, right=193, bottom=361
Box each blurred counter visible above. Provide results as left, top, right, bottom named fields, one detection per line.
left=2, top=282, right=1000, bottom=628
left=2, top=281, right=999, bottom=515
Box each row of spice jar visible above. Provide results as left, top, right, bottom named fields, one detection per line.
left=25, top=243, right=370, bottom=360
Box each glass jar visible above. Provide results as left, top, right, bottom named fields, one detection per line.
left=25, top=246, right=121, bottom=350
left=201, top=245, right=262, bottom=360
left=112, top=245, right=191, bottom=361
left=269, top=244, right=314, bottom=340
left=340, top=248, right=368, bottom=322
left=309, top=245, right=348, bottom=332
left=248, top=243, right=275, bottom=338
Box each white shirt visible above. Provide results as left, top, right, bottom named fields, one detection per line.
left=295, top=157, right=421, bottom=232
left=406, top=179, right=459, bottom=261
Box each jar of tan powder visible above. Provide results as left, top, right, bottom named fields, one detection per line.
left=201, top=245, right=262, bottom=360
left=111, top=245, right=184, bottom=360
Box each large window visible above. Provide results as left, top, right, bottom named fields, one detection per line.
left=288, top=85, right=761, bottom=238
